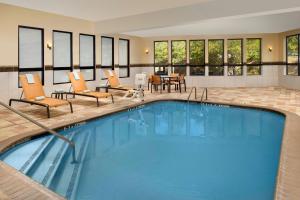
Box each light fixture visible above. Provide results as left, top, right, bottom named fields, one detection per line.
left=145, top=49, right=149, bottom=54
left=268, top=46, right=273, bottom=52
left=47, top=43, right=52, bottom=50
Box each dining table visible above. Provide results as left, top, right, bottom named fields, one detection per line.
left=160, top=75, right=181, bottom=93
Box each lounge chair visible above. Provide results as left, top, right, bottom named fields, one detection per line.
left=103, top=70, right=134, bottom=91
left=68, top=72, right=114, bottom=106
left=9, top=74, right=73, bottom=118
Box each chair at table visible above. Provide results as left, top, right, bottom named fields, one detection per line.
left=150, top=75, right=163, bottom=93
left=148, top=74, right=153, bottom=90
left=177, top=75, right=186, bottom=92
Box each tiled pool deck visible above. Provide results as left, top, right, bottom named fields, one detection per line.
left=0, top=87, right=300, bottom=200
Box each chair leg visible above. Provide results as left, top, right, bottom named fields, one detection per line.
left=69, top=102, right=73, bottom=113
left=184, top=80, right=187, bottom=92
left=111, top=94, right=114, bottom=103
left=9, top=99, right=12, bottom=106
left=151, top=84, right=153, bottom=93
left=46, top=106, right=50, bottom=118
left=96, top=98, right=99, bottom=107
left=160, top=84, right=162, bottom=93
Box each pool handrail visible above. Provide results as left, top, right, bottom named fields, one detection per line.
left=187, top=87, right=197, bottom=101
left=200, top=88, right=208, bottom=102
left=0, top=101, right=77, bottom=163
left=187, top=87, right=208, bottom=102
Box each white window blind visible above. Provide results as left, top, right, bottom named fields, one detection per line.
left=53, top=31, right=71, bottom=68
left=80, top=34, right=94, bottom=67
left=101, top=37, right=113, bottom=67
left=119, top=39, right=129, bottom=66
left=19, top=27, right=43, bottom=69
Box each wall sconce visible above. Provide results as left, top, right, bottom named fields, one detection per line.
left=47, top=43, right=52, bottom=50
left=145, top=49, right=149, bottom=54
left=268, top=46, right=273, bottom=52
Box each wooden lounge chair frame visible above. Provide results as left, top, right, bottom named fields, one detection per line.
left=68, top=72, right=114, bottom=107
left=9, top=75, right=73, bottom=118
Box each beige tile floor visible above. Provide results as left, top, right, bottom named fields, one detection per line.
left=0, top=87, right=300, bottom=200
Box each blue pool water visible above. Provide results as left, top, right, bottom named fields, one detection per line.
left=1, top=101, right=285, bottom=200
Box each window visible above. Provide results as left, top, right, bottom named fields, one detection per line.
left=227, top=39, right=243, bottom=76
left=101, top=36, right=114, bottom=69
left=189, top=40, right=205, bottom=76
left=79, top=34, right=95, bottom=81
left=154, top=41, right=168, bottom=75
left=53, top=30, right=72, bottom=84
left=208, top=39, right=224, bottom=76
left=246, top=38, right=262, bottom=75
left=18, top=26, right=44, bottom=86
left=171, top=40, right=187, bottom=75
left=286, top=35, right=299, bottom=76
left=119, top=39, right=130, bottom=78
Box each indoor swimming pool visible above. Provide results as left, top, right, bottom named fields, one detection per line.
left=0, top=101, right=285, bottom=200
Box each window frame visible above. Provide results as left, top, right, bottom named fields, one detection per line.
left=154, top=40, right=169, bottom=75
left=227, top=38, right=243, bottom=76
left=101, top=36, right=114, bottom=69
left=286, top=34, right=300, bottom=76
left=208, top=39, right=225, bottom=76
left=52, top=30, right=73, bottom=84
left=246, top=38, right=262, bottom=76
left=18, top=25, right=45, bottom=86
left=171, top=40, right=187, bottom=75
left=118, top=38, right=130, bottom=78
left=189, top=39, right=206, bottom=76
left=79, top=33, right=96, bottom=81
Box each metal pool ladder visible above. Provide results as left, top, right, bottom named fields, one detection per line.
left=187, top=87, right=208, bottom=103
left=0, top=101, right=77, bottom=163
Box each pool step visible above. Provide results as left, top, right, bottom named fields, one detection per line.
left=20, top=135, right=56, bottom=174
left=49, top=130, right=92, bottom=199
left=26, top=131, right=76, bottom=183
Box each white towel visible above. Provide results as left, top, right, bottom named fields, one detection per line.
left=35, top=96, right=45, bottom=101
left=25, top=74, right=35, bottom=84
left=73, top=71, right=80, bottom=80
left=108, top=70, right=114, bottom=77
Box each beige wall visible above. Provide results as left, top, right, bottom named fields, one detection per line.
left=140, top=33, right=282, bottom=64
left=0, top=3, right=94, bottom=66
left=0, top=3, right=146, bottom=67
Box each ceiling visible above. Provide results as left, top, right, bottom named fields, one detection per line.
left=0, top=0, right=210, bottom=21
left=124, top=11, right=300, bottom=37
left=1, top=0, right=300, bottom=37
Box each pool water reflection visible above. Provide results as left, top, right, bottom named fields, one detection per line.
left=73, top=101, right=285, bottom=200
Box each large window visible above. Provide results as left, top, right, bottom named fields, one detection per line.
left=189, top=40, right=205, bottom=76
left=154, top=41, right=168, bottom=75
left=171, top=40, right=187, bottom=75
left=119, top=39, right=130, bottom=78
left=246, top=38, right=262, bottom=75
left=18, top=26, right=44, bottom=85
left=208, top=39, right=224, bottom=76
left=79, top=34, right=95, bottom=81
left=101, top=36, right=114, bottom=69
left=286, top=35, right=299, bottom=76
left=227, top=39, right=243, bottom=76
left=53, top=30, right=72, bottom=84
